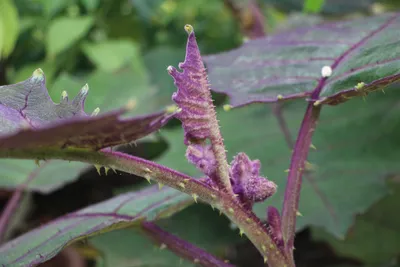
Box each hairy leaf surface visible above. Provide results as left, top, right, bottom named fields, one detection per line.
left=158, top=89, right=400, bottom=237
left=204, top=13, right=400, bottom=107
left=0, top=186, right=192, bottom=266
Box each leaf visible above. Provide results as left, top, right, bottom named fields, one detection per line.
left=204, top=13, right=400, bottom=107
left=81, top=0, right=99, bottom=11
left=0, top=185, right=192, bottom=266
left=157, top=88, right=400, bottom=237
left=0, top=0, right=19, bottom=58
left=82, top=40, right=141, bottom=72
left=264, top=0, right=376, bottom=15
left=0, top=160, right=88, bottom=193
left=312, top=179, right=400, bottom=265
left=0, top=69, right=170, bottom=152
left=90, top=228, right=194, bottom=267
left=90, top=204, right=238, bottom=267
left=303, top=0, right=325, bottom=13
left=46, top=16, right=94, bottom=56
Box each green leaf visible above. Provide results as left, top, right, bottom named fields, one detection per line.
left=0, top=160, right=88, bottom=193
left=303, top=0, right=325, bottom=13
left=0, top=0, right=19, bottom=58
left=0, top=186, right=192, bottom=266
left=312, top=180, right=400, bottom=265
left=82, top=40, right=142, bottom=72
left=46, top=16, right=94, bottom=57
left=90, top=204, right=238, bottom=267
left=204, top=13, right=400, bottom=107
left=157, top=89, right=400, bottom=237
left=90, top=228, right=194, bottom=267
left=81, top=0, right=99, bottom=11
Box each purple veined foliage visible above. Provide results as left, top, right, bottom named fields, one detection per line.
left=0, top=69, right=173, bottom=151
left=203, top=13, right=400, bottom=107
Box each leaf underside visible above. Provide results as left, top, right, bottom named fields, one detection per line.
left=0, top=70, right=171, bottom=152
left=158, top=87, right=400, bottom=237
left=204, top=13, right=400, bottom=107
left=0, top=186, right=192, bottom=266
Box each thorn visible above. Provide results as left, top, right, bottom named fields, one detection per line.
left=210, top=205, right=215, bottom=210
left=104, top=167, right=110, bottom=175
left=81, top=83, right=89, bottom=95
left=158, top=183, right=164, bottom=190
left=223, top=104, right=232, bottom=111
left=34, top=159, right=40, bottom=167
left=262, top=245, right=266, bottom=252
left=61, top=91, right=68, bottom=100
left=144, top=168, right=153, bottom=173
left=296, top=210, right=303, bottom=216
left=211, top=194, right=216, bottom=199
left=32, top=68, right=45, bottom=81
left=284, top=169, right=290, bottom=173
left=382, top=88, right=386, bottom=94
left=310, top=143, right=317, bottom=150
left=224, top=260, right=230, bottom=263
left=94, top=165, right=102, bottom=175
left=160, top=243, right=167, bottom=250
left=239, top=228, right=244, bottom=237
left=256, top=230, right=261, bottom=236
left=178, top=182, right=185, bottom=189
left=264, top=256, right=268, bottom=263
left=144, top=175, right=151, bottom=184
left=228, top=208, right=234, bottom=214
left=183, top=178, right=190, bottom=183
left=355, top=82, right=365, bottom=91
left=246, top=218, right=251, bottom=223
left=192, top=193, right=198, bottom=203
left=277, top=94, right=283, bottom=100
left=91, top=107, right=100, bottom=116
left=219, top=210, right=222, bottom=216
left=193, top=258, right=200, bottom=263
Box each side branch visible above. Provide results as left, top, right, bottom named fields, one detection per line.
left=0, top=148, right=289, bottom=266
left=281, top=105, right=321, bottom=257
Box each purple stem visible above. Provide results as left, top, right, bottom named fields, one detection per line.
left=142, top=222, right=233, bottom=267
left=0, top=162, right=48, bottom=243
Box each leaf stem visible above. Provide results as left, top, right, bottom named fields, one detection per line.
left=142, top=221, right=233, bottom=267
left=281, top=104, right=321, bottom=262
left=0, top=148, right=289, bottom=267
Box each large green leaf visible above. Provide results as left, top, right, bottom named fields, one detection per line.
left=0, top=185, right=192, bottom=266
left=312, top=180, right=400, bottom=265
left=46, top=16, right=94, bottom=56
left=204, top=13, right=400, bottom=107
left=157, top=89, right=400, bottom=237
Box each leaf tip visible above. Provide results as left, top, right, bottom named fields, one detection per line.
left=184, top=24, right=194, bottom=34
left=32, top=68, right=45, bottom=82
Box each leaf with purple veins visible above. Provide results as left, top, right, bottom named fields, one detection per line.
left=0, top=69, right=172, bottom=152
left=204, top=13, right=400, bottom=107
left=0, top=186, right=192, bottom=266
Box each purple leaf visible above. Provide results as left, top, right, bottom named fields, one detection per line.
left=0, top=186, right=192, bottom=266
left=0, top=69, right=172, bottom=151
left=204, top=13, right=400, bottom=107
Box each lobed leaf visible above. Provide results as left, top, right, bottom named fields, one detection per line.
left=204, top=13, right=400, bottom=107
left=0, top=69, right=171, bottom=152
left=158, top=88, right=400, bottom=237
left=0, top=186, right=192, bottom=266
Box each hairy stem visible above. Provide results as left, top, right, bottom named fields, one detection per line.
left=281, top=104, right=321, bottom=262
left=0, top=148, right=289, bottom=267
left=142, top=222, right=233, bottom=267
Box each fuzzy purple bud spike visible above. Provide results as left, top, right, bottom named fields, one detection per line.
left=168, top=25, right=233, bottom=194
left=231, top=153, right=277, bottom=207
left=186, top=144, right=216, bottom=176
left=167, top=25, right=214, bottom=145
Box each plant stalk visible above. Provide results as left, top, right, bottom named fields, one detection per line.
left=0, top=148, right=290, bottom=267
